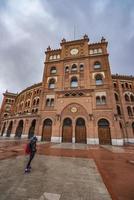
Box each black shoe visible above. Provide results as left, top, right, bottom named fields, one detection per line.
left=25, top=168, right=30, bottom=173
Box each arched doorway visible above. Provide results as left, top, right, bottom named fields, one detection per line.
left=28, top=119, right=36, bottom=139
left=42, top=119, right=52, bottom=141
left=75, top=118, right=86, bottom=143
left=132, top=122, right=134, bottom=135
left=15, top=120, right=23, bottom=138
left=62, top=118, right=72, bottom=142
left=6, top=121, right=13, bottom=137
left=1, top=122, right=6, bottom=136
left=98, top=119, right=111, bottom=145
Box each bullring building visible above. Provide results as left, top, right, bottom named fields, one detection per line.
left=0, top=35, right=134, bottom=146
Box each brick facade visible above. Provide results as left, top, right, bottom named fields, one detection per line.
left=0, top=35, right=134, bottom=145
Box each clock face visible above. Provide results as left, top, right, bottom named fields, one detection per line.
left=70, top=107, right=77, bottom=113
left=70, top=48, right=79, bottom=55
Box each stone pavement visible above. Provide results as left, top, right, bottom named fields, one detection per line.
left=0, top=139, right=134, bottom=200
left=0, top=155, right=111, bottom=200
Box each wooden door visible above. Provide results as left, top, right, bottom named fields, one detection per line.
left=42, top=119, right=52, bottom=141
left=98, top=127, right=111, bottom=145
left=62, top=118, right=72, bottom=142
left=75, top=118, right=86, bottom=143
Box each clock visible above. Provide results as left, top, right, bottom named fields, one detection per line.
left=70, top=48, right=79, bottom=55
left=70, top=107, right=77, bottom=113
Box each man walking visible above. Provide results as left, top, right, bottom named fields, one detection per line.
left=25, top=136, right=38, bottom=173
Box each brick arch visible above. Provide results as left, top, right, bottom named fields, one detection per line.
left=61, top=103, right=89, bottom=120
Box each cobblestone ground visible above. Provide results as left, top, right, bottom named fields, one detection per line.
left=0, top=138, right=134, bottom=200
left=0, top=155, right=111, bottom=200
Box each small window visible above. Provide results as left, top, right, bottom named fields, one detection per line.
left=96, top=96, right=101, bottom=105
left=117, top=105, right=121, bottom=115
left=121, top=84, right=124, bottom=88
left=49, top=79, right=55, bottom=89
left=50, top=99, right=54, bottom=106
left=80, top=64, right=84, bottom=71
left=115, top=93, right=119, bottom=101
left=125, top=94, right=129, bottom=101
left=37, top=98, right=40, bottom=105
left=46, top=99, right=50, bottom=107
left=94, top=61, right=101, bottom=69
left=50, top=66, right=56, bottom=74
left=130, top=94, right=134, bottom=102
left=65, top=66, right=69, bottom=73
left=125, top=83, right=128, bottom=88
left=95, top=74, right=103, bottom=85
left=102, top=96, right=106, bottom=104
left=127, top=106, right=132, bottom=116
left=114, top=83, right=117, bottom=88
left=71, top=64, right=77, bottom=72
left=33, top=99, right=36, bottom=105
left=71, top=77, right=78, bottom=88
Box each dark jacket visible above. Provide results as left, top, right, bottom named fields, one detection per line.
left=29, top=140, right=37, bottom=153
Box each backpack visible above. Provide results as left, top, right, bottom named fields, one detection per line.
left=25, top=143, right=31, bottom=154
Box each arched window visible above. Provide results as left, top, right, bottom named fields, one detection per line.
left=102, top=96, right=106, bottom=104
left=125, top=94, right=129, bottom=101
left=50, top=66, right=56, bottom=74
left=46, top=99, right=50, bottom=107
left=71, top=77, right=78, bottom=88
left=127, top=106, right=132, bottom=116
left=95, top=74, right=103, bottom=85
left=121, top=84, right=124, bottom=88
left=33, top=99, right=36, bottom=105
left=65, top=66, right=69, bottom=73
left=50, top=99, right=54, bottom=106
left=98, top=119, right=109, bottom=127
left=49, top=78, right=55, bottom=89
left=37, top=98, right=40, bottom=105
left=117, top=105, right=121, bottom=115
left=80, top=64, right=84, bottom=71
left=25, top=102, right=27, bottom=107
left=125, top=83, right=128, bottom=88
left=115, top=93, right=119, bottom=101
left=94, top=61, right=101, bottom=69
left=35, top=108, right=38, bottom=113
left=114, top=83, right=117, bottom=88
left=28, top=101, right=30, bottom=107
left=96, top=96, right=101, bottom=105
left=130, top=94, right=134, bottom=102
left=71, top=64, right=77, bottom=72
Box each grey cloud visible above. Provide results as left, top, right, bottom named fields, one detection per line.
left=0, top=0, right=134, bottom=104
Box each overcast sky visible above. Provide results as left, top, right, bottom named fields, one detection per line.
left=0, top=0, right=134, bottom=104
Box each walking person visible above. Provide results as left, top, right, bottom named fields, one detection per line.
left=25, top=136, right=38, bottom=173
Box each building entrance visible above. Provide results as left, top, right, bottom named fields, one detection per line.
left=98, top=119, right=111, bottom=145
left=62, top=118, right=72, bottom=142
left=42, top=119, right=52, bottom=141
left=75, top=118, right=86, bottom=143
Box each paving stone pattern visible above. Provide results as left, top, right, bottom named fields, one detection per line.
left=0, top=155, right=111, bottom=200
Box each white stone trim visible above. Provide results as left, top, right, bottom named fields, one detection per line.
left=51, top=136, right=61, bottom=143
left=127, top=138, right=134, bottom=143
left=36, top=136, right=41, bottom=141
left=11, top=134, right=15, bottom=138
left=92, top=72, right=105, bottom=79
left=112, top=139, right=124, bottom=146
left=72, top=137, right=75, bottom=143
left=95, top=92, right=106, bottom=96
left=87, top=138, right=99, bottom=145
left=21, top=134, right=28, bottom=138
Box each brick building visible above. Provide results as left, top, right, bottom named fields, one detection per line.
left=0, top=35, right=134, bottom=145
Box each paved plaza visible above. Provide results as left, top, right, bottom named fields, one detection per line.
left=0, top=138, right=134, bottom=200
